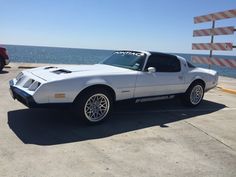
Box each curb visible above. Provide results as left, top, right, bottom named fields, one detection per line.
left=218, top=86, right=236, bottom=95
left=18, top=66, right=36, bottom=69
left=4, top=66, right=11, bottom=68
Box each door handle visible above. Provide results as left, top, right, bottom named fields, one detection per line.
left=178, top=75, right=184, bottom=80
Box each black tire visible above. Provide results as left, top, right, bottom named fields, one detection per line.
left=75, top=88, right=113, bottom=124
left=181, top=82, right=205, bottom=107
left=0, top=58, right=4, bottom=72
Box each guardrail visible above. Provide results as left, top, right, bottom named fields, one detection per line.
left=192, top=9, right=236, bottom=68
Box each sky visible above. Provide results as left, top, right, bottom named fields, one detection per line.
left=1, top=0, right=236, bottom=55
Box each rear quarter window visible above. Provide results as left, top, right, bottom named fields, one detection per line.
left=187, top=61, right=196, bottom=68
left=145, top=54, right=181, bottom=72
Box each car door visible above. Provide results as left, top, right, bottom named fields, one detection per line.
left=134, top=53, right=185, bottom=98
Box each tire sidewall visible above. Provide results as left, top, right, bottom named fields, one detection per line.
left=0, top=58, right=4, bottom=72
left=183, top=83, right=204, bottom=107
left=76, top=88, right=113, bottom=124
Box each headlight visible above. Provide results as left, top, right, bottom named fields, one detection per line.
left=28, top=81, right=41, bottom=91
left=16, top=72, right=23, bottom=81
left=23, top=79, right=35, bottom=88
left=15, top=72, right=41, bottom=91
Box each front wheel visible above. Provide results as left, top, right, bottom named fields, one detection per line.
left=182, top=83, right=204, bottom=107
left=75, top=88, right=113, bottom=123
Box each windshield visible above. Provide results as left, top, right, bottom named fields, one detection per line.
left=100, top=51, right=146, bottom=71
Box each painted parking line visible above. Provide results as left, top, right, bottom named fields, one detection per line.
left=218, top=86, right=236, bottom=95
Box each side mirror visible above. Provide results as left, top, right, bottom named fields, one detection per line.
left=148, top=67, right=156, bottom=73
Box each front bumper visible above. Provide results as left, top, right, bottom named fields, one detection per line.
left=9, top=80, right=72, bottom=108
left=10, top=85, right=37, bottom=108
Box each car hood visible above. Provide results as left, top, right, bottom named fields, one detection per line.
left=27, top=64, right=137, bottom=81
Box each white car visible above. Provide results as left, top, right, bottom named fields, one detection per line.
left=9, top=51, right=218, bottom=123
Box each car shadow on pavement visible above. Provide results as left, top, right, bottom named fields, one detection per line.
left=8, top=98, right=226, bottom=146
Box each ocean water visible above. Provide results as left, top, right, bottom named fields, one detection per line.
left=4, top=45, right=236, bottom=78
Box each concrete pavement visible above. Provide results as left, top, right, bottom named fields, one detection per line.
left=0, top=64, right=236, bottom=177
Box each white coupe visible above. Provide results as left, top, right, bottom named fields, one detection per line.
left=9, top=51, right=218, bottom=123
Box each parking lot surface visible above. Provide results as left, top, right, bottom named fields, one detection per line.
left=0, top=64, right=236, bottom=177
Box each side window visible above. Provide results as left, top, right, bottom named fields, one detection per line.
left=145, top=54, right=181, bottom=72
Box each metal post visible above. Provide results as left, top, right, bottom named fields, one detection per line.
left=209, top=20, right=215, bottom=69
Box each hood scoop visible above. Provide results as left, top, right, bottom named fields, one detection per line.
left=44, top=66, right=58, bottom=70
left=52, top=69, right=72, bottom=74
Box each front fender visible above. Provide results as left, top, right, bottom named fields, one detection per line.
left=84, top=78, right=112, bottom=88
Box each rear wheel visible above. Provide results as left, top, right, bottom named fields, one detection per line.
left=182, top=82, right=204, bottom=107
left=0, top=58, right=4, bottom=72
left=75, top=88, right=113, bottom=123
